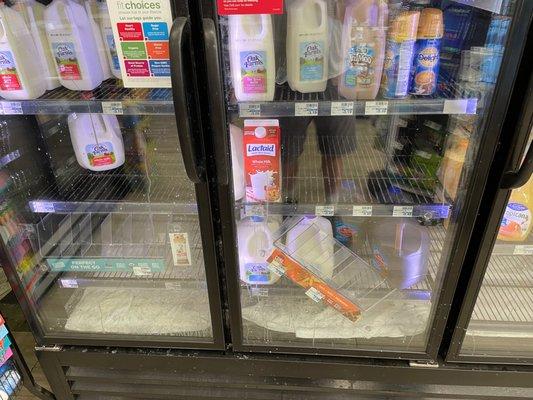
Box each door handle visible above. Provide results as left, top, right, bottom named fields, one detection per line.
left=501, top=140, right=533, bottom=189
left=170, top=17, right=205, bottom=184
left=203, top=18, right=230, bottom=186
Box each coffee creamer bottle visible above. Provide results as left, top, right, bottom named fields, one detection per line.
left=338, top=0, right=388, bottom=100
left=13, top=0, right=60, bottom=91
left=498, top=176, right=533, bottom=242
left=287, top=0, right=328, bottom=93
left=409, top=8, right=443, bottom=96
left=229, top=14, right=275, bottom=102
left=0, top=1, right=46, bottom=100
left=44, top=0, right=104, bottom=91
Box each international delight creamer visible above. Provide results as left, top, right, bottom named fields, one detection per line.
left=243, top=120, right=281, bottom=203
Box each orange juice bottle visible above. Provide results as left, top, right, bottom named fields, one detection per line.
left=498, top=176, right=533, bottom=242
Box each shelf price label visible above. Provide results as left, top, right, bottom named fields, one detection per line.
left=393, top=206, right=413, bottom=217
left=60, top=279, right=78, bottom=289
left=102, top=102, right=124, bottom=115
left=133, top=266, right=153, bottom=276
left=331, top=102, right=354, bottom=116
left=295, top=102, right=319, bottom=116
left=243, top=204, right=267, bottom=218
left=239, top=103, right=261, bottom=117
left=268, top=260, right=285, bottom=277
left=0, top=102, right=23, bottom=115
left=443, top=99, right=468, bottom=114
left=514, top=245, right=533, bottom=255
left=315, top=205, right=335, bottom=216
left=353, top=205, right=373, bottom=217
left=29, top=201, right=55, bottom=213
left=365, top=101, right=388, bottom=115
left=305, top=287, right=325, bottom=303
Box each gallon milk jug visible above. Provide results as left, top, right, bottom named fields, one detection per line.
left=498, top=175, right=533, bottom=242
left=68, top=113, right=125, bottom=171
left=229, top=14, right=275, bottom=102
left=286, top=216, right=334, bottom=279
left=287, top=0, right=329, bottom=93
left=44, top=0, right=104, bottom=91
left=0, top=2, right=46, bottom=100
left=230, top=124, right=245, bottom=201
left=13, top=0, right=60, bottom=90
left=84, top=0, right=112, bottom=80
left=338, top=0, right=388, bottom=100
left=98, top=0, right=121, bottom=79
left=237, top=217, right=281, bottom=285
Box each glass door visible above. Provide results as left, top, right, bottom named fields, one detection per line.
left=0, top=0, right=224, bottom=347
left=206, top=0, right=529, bottom=357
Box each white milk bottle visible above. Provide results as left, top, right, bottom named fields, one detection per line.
left=98, top=0, right=121, bottom=79
left=237, top=217, right=281, bottom=285
left=84, top=0, right=112, bottom=80
left=0, top=2, right=46, bottom=100
left=286, top=0, right=328, bottom=93
left=338, top=0, right=388, bottom=100
left=13, top=0, right=60, bottom=90
left=286, top=216, right=335, bottom=279
left=44, top=0, right=104, bottom=91
left=229, top=14, right=275, bottom=102
left=68, top=113, right=125, bottom=171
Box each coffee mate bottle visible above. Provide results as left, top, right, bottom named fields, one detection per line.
left=409, top=8, right=443, bottom=96
left=287, top=0, right=328, bottom=93
left=229, top=14, right=275, bottom=102
left=338, top=0, right=388, bottom=100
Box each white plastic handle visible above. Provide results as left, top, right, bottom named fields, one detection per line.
left=317, top=0, right=327, bottom=31
left=90, top=114, right=106, bottom=135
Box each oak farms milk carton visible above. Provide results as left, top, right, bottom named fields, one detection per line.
left=243, top=120, right=281, bottom=203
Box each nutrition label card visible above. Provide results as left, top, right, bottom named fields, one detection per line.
left=107, top=0, right=173, bottom=88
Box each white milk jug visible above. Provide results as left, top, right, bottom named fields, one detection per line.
left=286, top=216, right=335, bottom=279
left=44, top=0, right=104, bottom=91
left=14, top=0, right=60, bottom=91
left=68, top=113, right=125, bottom=171
left=230, top=124, right=245, bottom=201
left=0, top=3, right=46, bottom=100
left=84, top=0, right=112, bottom=80
left=229, top=14, right=275, bottom=102
left=237, top=217, right=280, bottom=285
left=97, top=0, right=121, bottom=79
left=286, top=0, right=329, bottom=93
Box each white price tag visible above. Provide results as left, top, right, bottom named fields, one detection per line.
left=295, top=102, right=319, bottom=116
left=315, top=205, right=335, bottom=216
left=514, top=245, right=533, bottom=255
left=133, top=266, right=152, bottom=276
left=331, top=101, right=354, bottom=116
left=353, top=205, right=373, bottom=217
left=239, top=103, right=261, bottom=117
left=0, top=102, right=23, bottom=115
left=365, top=101, right=388, bottom=115
left=250, top=287, right=269, bottom=297
left=305, top=287, right=325, bottom=303
left=102, top=101, right=124, bottom=115
left=393, top=206, right=414, bottom=217
left=60, top=279, right=78, bottom=288
left=268, top=260, right=285, bottom=277
left=30, top=201, right=55, bottom=213
left=165, top=282, right=181, bottom=289
left=244, top=204, right=267, bottom=218
left=443, top=99, right=468, bottom=114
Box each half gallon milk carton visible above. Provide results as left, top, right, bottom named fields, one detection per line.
left=98, top=0, right=121, bottom=79
left=243, top=120, right=281, bottom=203
left=287, top=0, right=329, bottom=93
left=44, top=0, right=104, bottom=91
left=0, top=2, right=46, bottom=100
left=13, top=0, right=60, bottom=90
left=84, top=0, right=112, bottom=80
left=229, top=14, right=275, bottom=102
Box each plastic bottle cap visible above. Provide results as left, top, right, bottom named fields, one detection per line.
left=417, top=8, right=444, bottom=39
left=391, top=11, right=420, bottom=42
left=254, top=126, right=267, bottom=138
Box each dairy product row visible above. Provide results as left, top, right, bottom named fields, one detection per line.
left=229, top=0, right=444, bottom=101
left=0, top=0, right=120, bottom=100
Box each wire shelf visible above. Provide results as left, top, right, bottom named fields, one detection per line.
left=1, top=80, right=174, bottom=115
left=29, top=171, right=197, bottom=214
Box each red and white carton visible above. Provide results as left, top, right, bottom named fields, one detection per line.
left=243, top=120, right=281, bottom=203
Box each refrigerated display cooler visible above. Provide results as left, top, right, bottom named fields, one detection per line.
left=0, top=0, right=531, bottom=398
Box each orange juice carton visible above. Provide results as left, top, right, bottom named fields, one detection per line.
left=243, top=119, right=281, bottom=202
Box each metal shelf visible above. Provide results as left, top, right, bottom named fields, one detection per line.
left=233, top=84, right=478, bottom=118
left=452, top=0, right=505, bottom=14
left=0, top=80, right=174, bottom=115
left=238, top=134, right=450, bottom=219
left=28, top=172, right=197, bottom=214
